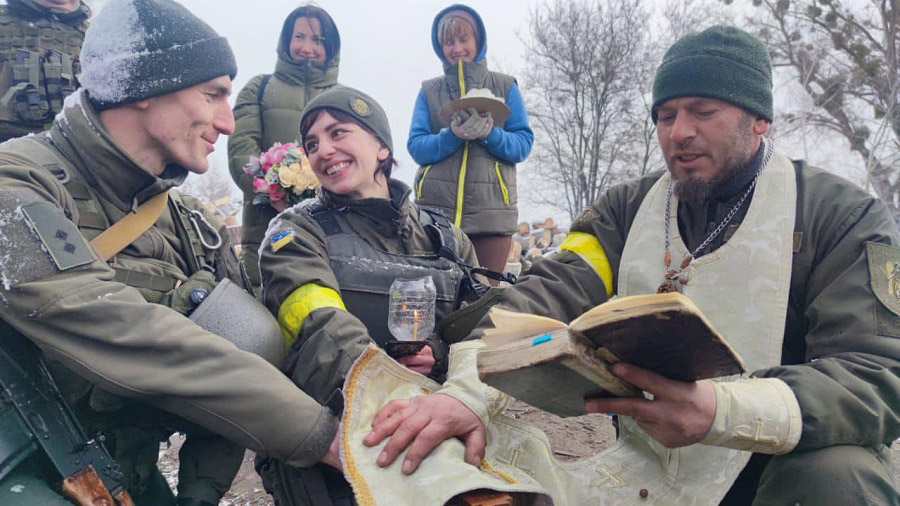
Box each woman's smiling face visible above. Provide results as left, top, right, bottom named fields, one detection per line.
left=303, top=111, right=390, bottom=200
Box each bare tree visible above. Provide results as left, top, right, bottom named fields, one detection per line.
left=725, top=0, right=900, bottom=218
left=520, top=0, right=732, bottom=220
left=180, top=164, right=241, bottom=216
left=521, top=0, right=653, bottom=221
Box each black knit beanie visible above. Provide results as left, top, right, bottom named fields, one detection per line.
left=80, top=0, right=237, bottom=110
left=300, top=87, right=393, bottom=153
left=652, top=25, right=773, bottom=123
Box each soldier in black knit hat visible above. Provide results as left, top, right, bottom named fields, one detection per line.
left=0, top=1, right=349, bottom=505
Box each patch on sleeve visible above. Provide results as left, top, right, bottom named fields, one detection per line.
left=20, top=201, right=95, bottom=271
left=270, top=228, right=295, bottom=252
left=867, top=242, right=900, bottom=337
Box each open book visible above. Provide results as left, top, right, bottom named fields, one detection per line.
left=476, top=292, right=747, bottom=417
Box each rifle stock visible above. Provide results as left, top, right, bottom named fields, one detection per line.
left=61, top=466, right=135, bottom=506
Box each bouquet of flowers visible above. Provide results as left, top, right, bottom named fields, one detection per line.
left=242, top=142, right=318, bottom=207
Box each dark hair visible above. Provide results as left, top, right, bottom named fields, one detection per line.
left=281, top=5, right=340, bottom=62
left=300, top=108, right=396, bottom=181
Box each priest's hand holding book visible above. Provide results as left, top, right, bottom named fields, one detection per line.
left=584, top=362, right=718, bottom=448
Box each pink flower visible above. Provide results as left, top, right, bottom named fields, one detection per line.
left=259, top=151, right=274, bottom=171
left=252, top=177, right=270, bottom=193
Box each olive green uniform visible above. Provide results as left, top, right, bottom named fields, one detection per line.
left=260, top=180, right=477, bottom=402
left=227, top=9, right=340, bottom=289
left=0, top=0, right=87, bottom=142
left=0, top=91, right=339, bottom=503
left=464, top=156, right=900, bottom=504
left=258, top=180, right=477, bottom=505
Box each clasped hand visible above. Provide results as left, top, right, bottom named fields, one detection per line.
left=450, top=107, right=493, bottom=140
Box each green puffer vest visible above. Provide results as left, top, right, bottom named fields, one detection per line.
left=0, top=0, right=88, bottom=141
left=229, top=49, right=340, bottom=289
left=414, top=59, right=517, bottom=236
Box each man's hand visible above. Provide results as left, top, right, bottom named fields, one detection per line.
left=397, top=344, right=435, bottom=376
left=320, top=430, right=343, bottom=472
left=363, top=393, right=485, bottom=475
left=585, top=362, right=717, bottom=448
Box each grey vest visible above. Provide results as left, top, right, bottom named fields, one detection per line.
left=301, top=200, right=466, bottom=347
left=414, top=60, right=518, bottom=236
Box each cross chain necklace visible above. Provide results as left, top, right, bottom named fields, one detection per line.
left=657, top=139, right=774, bottom=293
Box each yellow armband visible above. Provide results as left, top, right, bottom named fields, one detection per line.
left=277, top=283, right=346, bottom=347
left=559, top=232, right=614, bottom=298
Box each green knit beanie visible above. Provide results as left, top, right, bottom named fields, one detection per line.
left=652, top=25, right=773, bottom=123
left=300, top=87, right=393, bottom=153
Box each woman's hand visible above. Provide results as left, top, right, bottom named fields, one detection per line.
left=270, top=199, right=289, bottom=212
left=397, top=344, right=435, bottom=376
left=451, top=107, right=493, bottom=140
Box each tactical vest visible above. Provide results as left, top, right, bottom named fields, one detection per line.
left=0, top=4, right=86, bottom=130
left=414, top=61, right=518, bottom=236
left=300, top=199, right=467, bottom=348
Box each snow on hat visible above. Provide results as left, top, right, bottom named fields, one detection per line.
left=80, top=0, right=237, bottom=110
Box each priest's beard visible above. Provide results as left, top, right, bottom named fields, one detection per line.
left=672, top=113, right=757, bottom=203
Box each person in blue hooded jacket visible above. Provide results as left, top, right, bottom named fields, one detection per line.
left=408, top=4, right=534, bottom=281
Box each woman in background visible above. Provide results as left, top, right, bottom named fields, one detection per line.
left=408, top=4, right=533, bottom=283
left=228, top=5, right=341, bottom=291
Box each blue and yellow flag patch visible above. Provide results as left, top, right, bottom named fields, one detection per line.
left=270, top=228, right=294, bottom=252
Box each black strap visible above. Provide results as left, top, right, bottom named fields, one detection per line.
left=304, top=200, right=343, bottom=236
left=419, top=206, right=517, bottom=296
left=257, top=74, right=272, bottom=135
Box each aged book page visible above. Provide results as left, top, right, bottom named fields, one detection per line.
left=477, top=293, right=746, bottom=416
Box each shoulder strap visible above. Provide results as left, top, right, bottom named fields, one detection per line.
left=90, top=192, right=168, bottom=261
left=302, top=199, right=343, bottom=236
left=419, top=205, right=458, bottom=258
left=257, top=74, right=272, bottom=135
